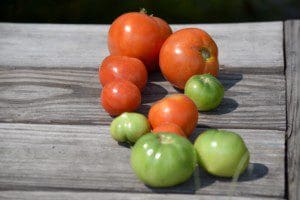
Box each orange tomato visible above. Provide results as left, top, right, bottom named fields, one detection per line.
left=108, top=12, right=172, bottom=72
left=152, top=123, right=186, bottom=137
left=148, top=94, right=198, bottom=137
left=101, top=80, right=141, bottom=116
left=159, top=28, right=219, bottom=89
left=99, top=55, right=148, bottom=91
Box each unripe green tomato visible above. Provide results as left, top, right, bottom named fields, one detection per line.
left=131, top=133, right=197, bottom=187
left=194, top=129, right=250, bottom=178
left=110, top=112, right=150, bottom=143
left=184, top=74, right=224, bottom=111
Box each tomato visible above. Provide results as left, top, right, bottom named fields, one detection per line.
left=148, top=94, right=198, bottom=137
left=159, top=28, right=219, bottom=89
left=108, top=12, right=172, bottom=72
left=99, top=55, right=148, bottom=91
left=101, top=80, right=141, bottom=116
left=110, top=112, right=150, bottom=143
left=194, top=129, right=250, bottom=178
left=131, top=133, right=196, bottom=187
left=152, top=123, right=186, bottom=137
left=184, top=74, right=224, bottom=111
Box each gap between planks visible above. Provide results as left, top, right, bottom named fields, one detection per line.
left=0, top=191, right=285, bottom=200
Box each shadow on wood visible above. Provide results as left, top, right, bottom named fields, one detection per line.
left=201, top=97, right=239, bottom=115
left=220, top=73, right=243, bottom=91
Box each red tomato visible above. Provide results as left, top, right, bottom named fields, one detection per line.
left=108, top=12, right=172, bottom=72
left=148, top=94, right=198, bottom=136
left=152, top=123, right=186, bottom=138
left=101, top=80, right=141, bottom=116
left=99, top=55, right=148, bottom=91
left=159, top=28, right=219, bottom=89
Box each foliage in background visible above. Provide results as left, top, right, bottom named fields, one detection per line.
left=0, top=0, right=299, bottom=23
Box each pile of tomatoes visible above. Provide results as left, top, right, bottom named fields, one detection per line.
left=99, top=10, right=250, bottom=188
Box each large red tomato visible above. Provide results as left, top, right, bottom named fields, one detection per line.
left=101, top=80, right=141, bottom=116
left=99, top=55, right=148, bottom=91
left=108, top=12, right=172, bottom=72
left=148, top=94, right=198, bottom=137
left=159, top=28, right=219, bottom=89
left=152, top=123, right=186, bottom=138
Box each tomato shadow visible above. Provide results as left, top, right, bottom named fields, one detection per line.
left=117, top=141, right=132, bottom=149
left=145, top=167, right=212, bottom=194
left=148, top=72, right=166, bottom=82
left=219, top=73, right=243, bottom=91
left=200, top=162, right=269, bottom=183
left=142, top=83, right=168, bottom=103
left=201, top=97, right=239, bottom=115
left=146, top=163, right=268, bottom=194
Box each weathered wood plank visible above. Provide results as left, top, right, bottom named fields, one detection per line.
left=0, top=191, right=284, bottom=200
left=0, top=123, right=285, bottom=198
left=0, top=69, right=286, bottom=130
left=0, top=22, right=284, bottom=74
left=285, top=20, right=300, bottom=200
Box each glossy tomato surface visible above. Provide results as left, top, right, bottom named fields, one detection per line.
left=108, top=12, right=172, bottom=72
left=148, top=94, right=198, bottom=137
left=185, top=74, right=224, bottom=111
left=99, top=55, right=148, bottom=91
left=101, top=80, right=141, bottom=116
left=152, top=123, right=186, bottom=137
left=110, top=112, right=150, bottom=143
left=194, top=129, right=250, bottom=178
left=131, top=133, right=196, bottom=187
left=160, top=28, right=219, bottom=89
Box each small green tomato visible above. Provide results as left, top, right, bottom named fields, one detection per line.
left=184, top=74, right=224, bottom=111
left=110, top=112, right=150, bottom=143
left=194, top=129, right=250, bottom=178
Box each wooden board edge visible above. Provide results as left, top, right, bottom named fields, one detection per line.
left=284, top=20, right=300, bottom=200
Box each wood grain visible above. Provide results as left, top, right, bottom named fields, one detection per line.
left=0, top=69, right=286, bottom=130
left=0, top=191, right=284, bottom=200
left=0, top=123, right=285, bottom=198
left=0, top=22, right=284, bottom=74
left=285, top=20, right=300, bottom=200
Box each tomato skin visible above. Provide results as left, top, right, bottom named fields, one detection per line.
left=194, top=129, right=250, bottom=178
left=152, top=123, right=186, bottom=137
left=101, top=80, right=141, bottom=116
left=131, top=133, right=196, bottom=187
left=185, top=74, right=224, bottom=111
left=159, top=28, right=219, bottom=89
left=148, top=94, right=198, bottom=137
left=99, top=55, right=148, bottom=91
left=110, top=112, right=150, bottom=143
left=108, top=12, right=172, bottom=72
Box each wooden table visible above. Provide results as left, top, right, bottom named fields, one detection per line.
left=0, top=20, right=299, bottom=200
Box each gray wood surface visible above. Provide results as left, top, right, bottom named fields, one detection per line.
left=0, top=191, right=284, bottom=200
left=0, top=22, right=284, bottom=74
left=285, top=20, right=300, bottom=200
left=0, top=69, right=286, bottom=130
left=0, top=123, right=285, bottom=198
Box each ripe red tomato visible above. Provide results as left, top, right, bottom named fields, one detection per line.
left=148, top=94, right=198, bottom=137
left=108, top=12, right=172, bottom=72
left=152, top=123, right=186, bottom=137
left=101, top=80, right=141, bottom=116
left=159, top=28, right=219, bottom=89
left=99, top=55, right=148, bottom=91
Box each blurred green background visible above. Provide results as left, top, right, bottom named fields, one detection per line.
left=0, top=0, right=299, bottom=24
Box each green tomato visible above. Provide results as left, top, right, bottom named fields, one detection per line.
left=184, top=74, right=224, bottom=111
left=131, top=133, right=197, bottom=187
left=110, top=112, right=150, bottom=143
left=194, top=129, right=250, bottom=178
